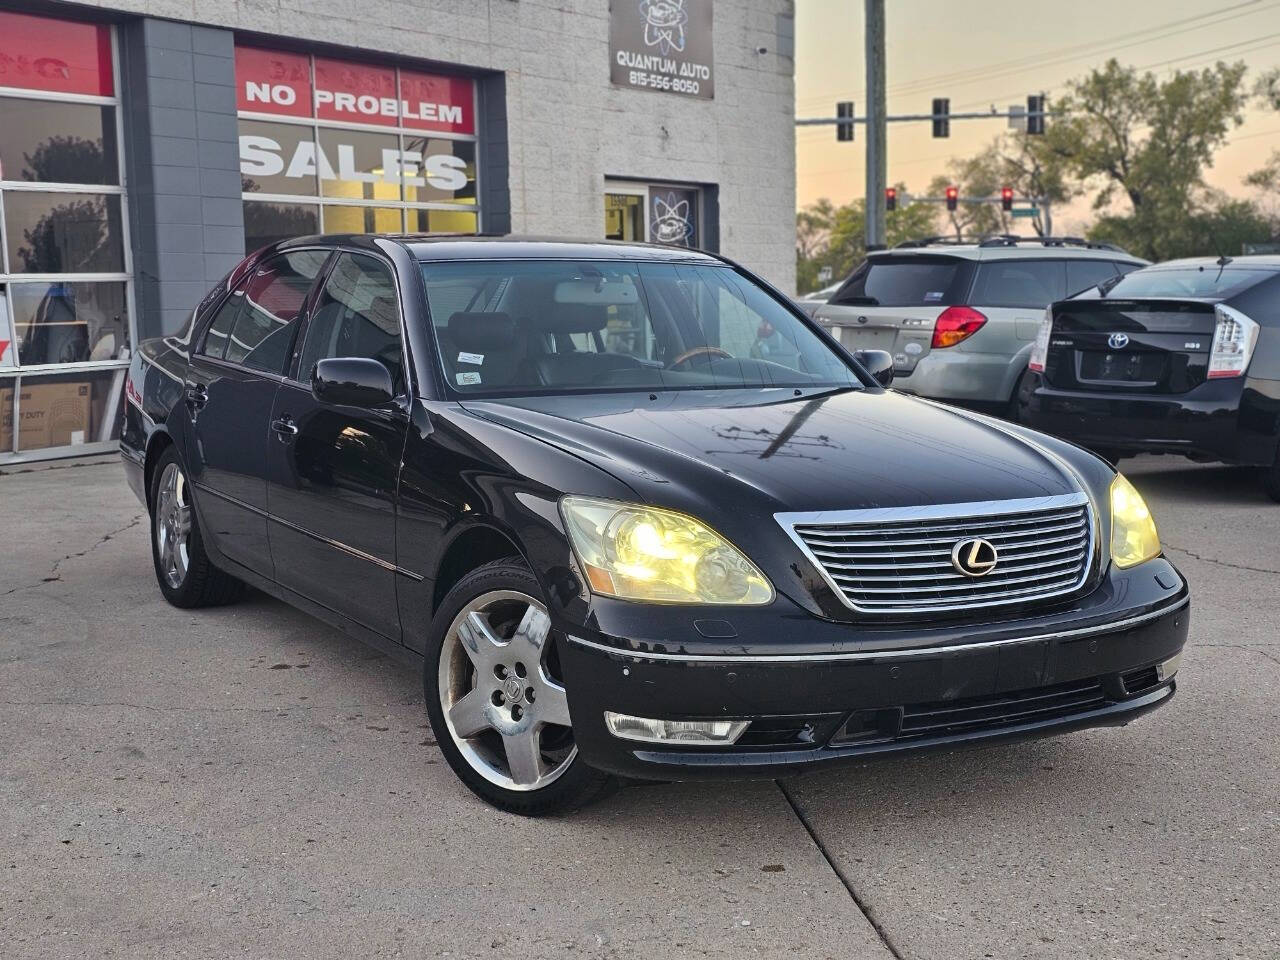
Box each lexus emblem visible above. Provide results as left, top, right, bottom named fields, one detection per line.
left=1107, top=332, right=1130, bottom=349
left=951, top=538, right=999, bottom=577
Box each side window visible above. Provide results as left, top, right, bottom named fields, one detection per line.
left=225, top=250, right=329, bottom=374
left=299, top=253, right=404, bottom=392
left=972, top=260, right=1067, bottom=308
left=1066, top=259, right=1120, bottom=298
left=200, top=286, right=245, bottom=360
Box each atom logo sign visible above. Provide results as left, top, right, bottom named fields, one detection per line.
left=610, top=0, right=714, bottom=100
left=649, top=190, right=697, bottom=247
left=640, top=0, right=688, bottom=55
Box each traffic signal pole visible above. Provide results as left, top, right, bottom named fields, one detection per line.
left=864, top=0, right=887, bottom=251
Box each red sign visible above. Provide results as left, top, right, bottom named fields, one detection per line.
left=0, top=11, right=113, bottom=97
left=398, top=69, right=475, bottom=135
left=235, top=45, right=474, bottom=135
left=235, top=46, right=311, bottom=118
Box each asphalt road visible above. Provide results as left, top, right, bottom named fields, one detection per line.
left=1, top=455, right=1275, bottom=959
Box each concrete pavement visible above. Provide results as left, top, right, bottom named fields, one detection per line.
left=1, top=455, right=1275, bottom=959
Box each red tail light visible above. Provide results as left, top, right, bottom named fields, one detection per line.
left=931, top=306, right=987, bottom=348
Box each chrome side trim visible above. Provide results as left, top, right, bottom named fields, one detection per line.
left=191, top=481, right=423, bottom=581
left=192, top=480, right=267, bottom=517
left=565, top=595, right=1187, bottom=664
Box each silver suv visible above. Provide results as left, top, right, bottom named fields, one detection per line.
left=813, top=237, right=1147, bottom=414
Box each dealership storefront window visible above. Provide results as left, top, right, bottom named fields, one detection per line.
left=235, top=46, right=480, bottom=252
left=605, top=181, right=703, bottom=248
left=0, top=10, right=133, bottom=460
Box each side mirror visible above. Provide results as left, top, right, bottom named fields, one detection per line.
left=854, top=349, right=895, bottom=387
left=311, top=357, right=395, bottom=408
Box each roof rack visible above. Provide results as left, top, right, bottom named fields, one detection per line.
left=892, top=235, right=980, bottom=249
left=976, top=235, right=1130, bottom=253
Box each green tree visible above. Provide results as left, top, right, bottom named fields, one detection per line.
left=1049, top=58, right=1250, bottom=259
left=1245, top=68, right=1280, bottom=218
left=929, top=145, right=1010, bottom=240
left=795, top=188, right=937, bottom=294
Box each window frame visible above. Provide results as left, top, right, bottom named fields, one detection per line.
left=287, top=248, right=411, bottom=402
left=0, top=24, right=136, bottom=462
left=195, top=247, right=334, bottom=379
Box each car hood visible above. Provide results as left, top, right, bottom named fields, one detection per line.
left=460, top=388, right=1082, bottom=516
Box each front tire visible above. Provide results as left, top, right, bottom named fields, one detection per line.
left=424, top=558, right=616, bottom=815
left=148, top=448, right=245, bottom=608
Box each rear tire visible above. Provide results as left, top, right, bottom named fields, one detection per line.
left=148, top=448, right=245, bottom=608
left=1264, top=450, right=1280, bottom=503
left=424, top=557, right=617, bottom=815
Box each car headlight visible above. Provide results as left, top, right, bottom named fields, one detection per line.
left=1110, top=473, right=1160, bottom=568
left=559, top=496, right=774, bottom=605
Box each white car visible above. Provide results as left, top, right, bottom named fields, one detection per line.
left=813, top=237, right=1147, bottom=414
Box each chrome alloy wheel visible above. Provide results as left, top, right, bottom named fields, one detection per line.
left=154, top=462, right=193, bottom=589
left=437, top=590, right=576, bottom=792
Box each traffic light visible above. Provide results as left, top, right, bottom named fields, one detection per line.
left=945, top=186, right=958, bottom=212
left=1001, top=186, right=1014, bottom=212
left=932, top=98, right=950, bottom=138
left=885, top=187, right=897, bottom=211
left=836, top=101, right=854, bottom=141
left=1026, top=94, right=1045, bottom=136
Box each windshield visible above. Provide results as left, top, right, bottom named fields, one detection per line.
left=1102, top=266, right=1275, bottom=300
left=419, top=260, right=861, bottom=396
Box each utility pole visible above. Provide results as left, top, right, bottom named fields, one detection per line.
left=864, top=0, right=886, bottom=250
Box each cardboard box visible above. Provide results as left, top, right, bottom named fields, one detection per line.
left=0, top=381, right=92, bottom=452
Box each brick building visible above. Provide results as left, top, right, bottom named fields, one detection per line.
left=0, top=0, right=797, bottom=462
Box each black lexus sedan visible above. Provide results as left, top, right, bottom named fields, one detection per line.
left=1020, top=256, right=1280, bottom=500
left=121, top=236, right=1190, bottom=815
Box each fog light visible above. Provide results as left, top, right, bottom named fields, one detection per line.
left=1156, top=652, right=1182, bottom=681
left=604, top=712, right=750, bottom=746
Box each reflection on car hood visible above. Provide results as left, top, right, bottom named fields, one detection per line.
left=462, top=388, right=1081, bottom=514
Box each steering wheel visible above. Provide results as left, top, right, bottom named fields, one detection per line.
left=666, top=345, right=732, bottom=369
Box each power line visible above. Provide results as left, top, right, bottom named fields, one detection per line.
left=795, top=0, right=1276, bottom=111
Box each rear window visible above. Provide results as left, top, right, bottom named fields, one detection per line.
left=971, top=259, right=1066, bottom=308
left=830, top=256, right=967, bottom=307
left=1103, top=266, right=1276, bottom=300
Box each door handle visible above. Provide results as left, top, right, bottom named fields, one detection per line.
left=184, top=383, right=208, bottom=410
left=271, top=415, right=298, bottom=440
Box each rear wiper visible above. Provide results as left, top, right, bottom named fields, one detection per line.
left=840, top=296, right=879, bottom=306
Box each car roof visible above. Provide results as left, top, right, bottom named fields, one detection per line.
left=263, top=234, right=728, bottom=265
left=1138, top=255, right=1280, bottom=271
left=868, top=245, right=1145, bottom=263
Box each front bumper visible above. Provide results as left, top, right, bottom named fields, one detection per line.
left=1022, top=372, right=1279, bottom=465
left=557, top=565, right=1189, bottom=781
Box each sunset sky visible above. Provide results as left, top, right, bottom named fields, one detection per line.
left=794, top=0, right=1280, bottom=233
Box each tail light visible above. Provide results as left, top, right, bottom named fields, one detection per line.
left=1207, top=304, right=1259, bottom=379
left=931, top=306, right=987, bottom=349
left=1028, top=305, right=1053, bottom=372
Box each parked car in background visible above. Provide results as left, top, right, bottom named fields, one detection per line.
left=1019, top=256, right=1280, bottom=500
left=794, top=279, right=842, bottom=317
left=813, top=236, right=1146, bottom=415
left=121, top=235, right=1188, bottom=815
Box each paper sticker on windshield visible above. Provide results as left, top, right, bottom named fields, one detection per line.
left=457, top=351, right=484, bottom=365
left=923, top=291, right=944, bottom=302
left=456, top=372, right=482, bottom=385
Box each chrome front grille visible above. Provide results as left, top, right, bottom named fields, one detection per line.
left=780, top=493, right=1094, bottom=615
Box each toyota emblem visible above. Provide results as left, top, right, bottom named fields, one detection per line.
left=1107, top=332, right=1130, bottom=349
